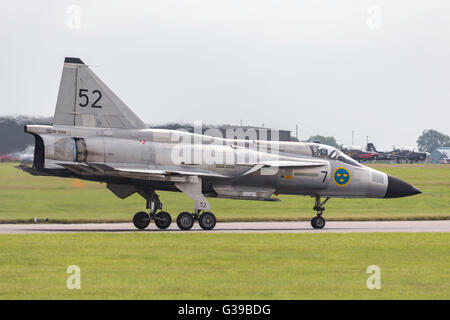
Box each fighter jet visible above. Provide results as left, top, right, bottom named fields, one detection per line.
left=18, top=57, right=422, bottom=230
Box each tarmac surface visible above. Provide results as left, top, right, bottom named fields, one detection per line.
left=0, top=220, right=449, bottom=234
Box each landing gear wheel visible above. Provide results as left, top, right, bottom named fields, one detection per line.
left=133, top=211, right=150, bottom=230
left=199, top=212, right=216, bottom=230
left=155, top=211, right=172, bottom=229
left=311, top=216, right=326, bottom=229
left=177, top=212, right=194, bottom=230
left=310, top=195, right=329, bottom=229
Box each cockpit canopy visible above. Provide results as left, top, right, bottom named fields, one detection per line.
left=309, top=143, right=361, bottom=167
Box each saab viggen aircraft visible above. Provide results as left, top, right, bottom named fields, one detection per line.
left=18, top=58, right=421, bottom=230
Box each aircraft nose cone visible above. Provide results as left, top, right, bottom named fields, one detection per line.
left=384, top=175, right=422, bottom=198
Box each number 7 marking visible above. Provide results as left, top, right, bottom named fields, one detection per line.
left=321, top=171, right=328, bottom=183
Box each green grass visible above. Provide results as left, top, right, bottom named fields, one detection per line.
left=0, top=233, right=448, bottom=299
left=0, top=163, right=449, bottom=222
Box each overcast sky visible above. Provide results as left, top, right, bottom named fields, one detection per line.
left=1, top=0, right=449, bottom=149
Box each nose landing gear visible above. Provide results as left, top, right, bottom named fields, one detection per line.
left=311, top=195, right=329, bottom=229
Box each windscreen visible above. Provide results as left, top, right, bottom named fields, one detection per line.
left=310, top=144, right=361, bottom=167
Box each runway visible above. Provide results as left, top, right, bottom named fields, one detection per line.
left=0, top=220, right=449, bottom=234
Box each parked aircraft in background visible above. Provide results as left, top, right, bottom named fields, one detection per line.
left=341, top=145, right=379, bottom=162
left=366, top=143, right=429, bottom=163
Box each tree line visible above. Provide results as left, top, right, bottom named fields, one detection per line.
left=305, top=130, right=450, bottom=152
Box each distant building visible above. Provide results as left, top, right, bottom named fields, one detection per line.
left=430, top=147, right=450, bottom=164
left=219, top=125, right=291, bottom=142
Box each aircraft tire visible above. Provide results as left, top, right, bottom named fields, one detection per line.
left=177, top=212, right=194, bottom=230
left=133, top=211, right=150, bottom=230
left=155, top=211, right=172, bottom=229
left=199, top=212, right=216, bottom=230
left=311, top=216, right=326, bottom=229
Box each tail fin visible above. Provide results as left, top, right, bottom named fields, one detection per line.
left=53, top=57, right=147, bottom=129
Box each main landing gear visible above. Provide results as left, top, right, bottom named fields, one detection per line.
left=132, top=190, right=216, bottom=231
left=132, top=191, right=172, bottom=230
left=311, top=195, right=329, bottom=229
left=176, top=210, right=217, bottom=231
